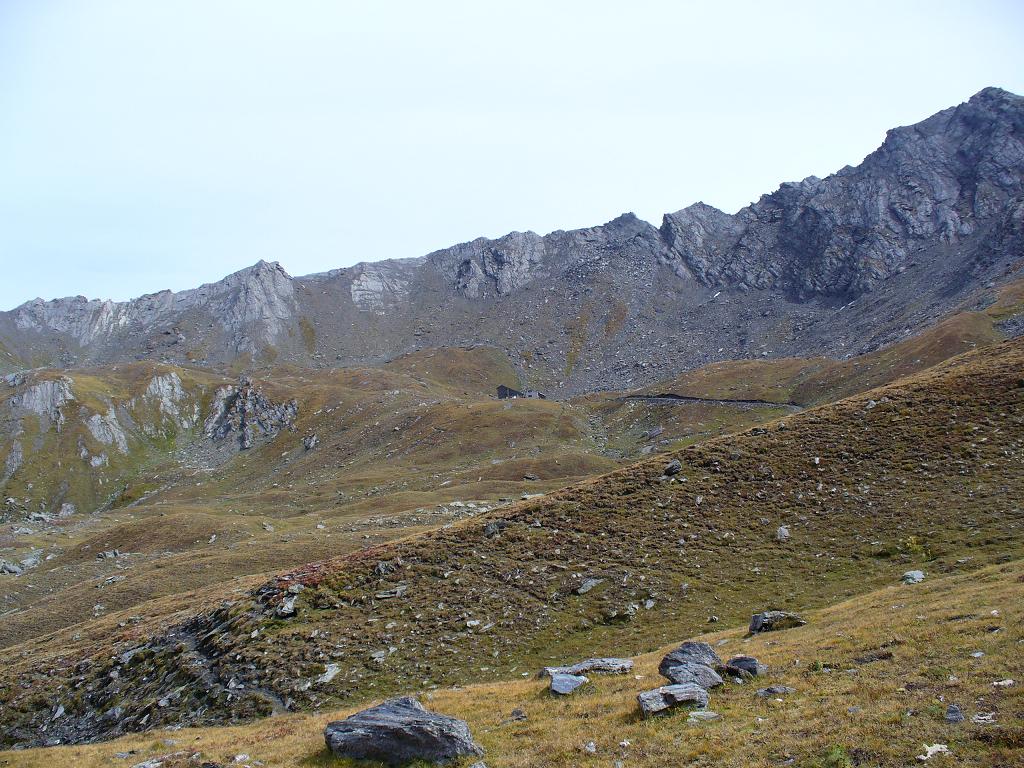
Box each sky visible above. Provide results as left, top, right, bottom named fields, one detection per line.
left=1, top=1, right=1023, bottom=310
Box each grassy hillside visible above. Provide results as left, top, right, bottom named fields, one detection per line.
left=1, top=336, right=1021, bottom=749
left=4, top=556, right=1020, bottom=767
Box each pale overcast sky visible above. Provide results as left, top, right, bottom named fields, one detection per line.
left=1, top=1, right=1022, bottom=309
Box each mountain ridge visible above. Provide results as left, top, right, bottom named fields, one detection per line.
left=2, top=87, right=1022, bottom=395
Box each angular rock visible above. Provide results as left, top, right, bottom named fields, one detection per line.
left=775, top=525, right=790, bottom=542
left=749, top=610, right=806, bottom=634
left=663, top=459, right=682, bottom=476
left=662, top=662, right=724, bottom=690
left=902, top=570, right=925, bottom=584
left=574, top=577, right=604, bottom=595
left=549, top=673, right=588, bottom=695
left=756, top=685, right=796, bottom=697
left=658, top=641, right=722, bottom=678
left=323, top=696, right=483, bottom=766
left=637, top=683, right=709, bottom=718
left=541, top=657, right=633, bottom=677
left=945, top=703, right=965, bottom=723
left=720, top=655, right=767, bottom=678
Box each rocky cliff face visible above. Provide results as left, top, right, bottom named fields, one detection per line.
left=660, top=87, right=1024, bottom=299
left=1, top=88, right=1021, bottom=393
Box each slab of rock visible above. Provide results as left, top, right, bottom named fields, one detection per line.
left=663, top=662, right=723, bottom=690
left=902, top=570, right=925, bottom=584
left=550, top=673, right=588, bottom=695
left=756, top=685, right=795, bottom=697
left=637, top=683, right=709, bottom=718
left=658, top=641, right=722, bottom=678
left=687, top=710, right=721, bottom=723
left=541, top=657, right=633, bottom=677
left=324, top=696, right=483, bottom=765
left=720, top=655, right=767, bottom=678
left=749, top=610, right=806, bottom=634
left=574, top=577, right=605, bottom=595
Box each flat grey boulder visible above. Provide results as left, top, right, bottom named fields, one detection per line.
left=663, top=662, right=723, bottom=690
left=749, top=610, right=806, bottom=634
left=720, top=655, right=767, bottom=678
left=323, top=696, right=483, bottom=766
left=902, top=570, right=925, bottom=584
left=637, top=683, right=709, bottom=718
left=658, top=641, right=722, bottom=678
left=541, top=657, right=633, bottom=677
left=756, top=685, right=796, bottom=697
left=549, top=673, right=588, bottom=695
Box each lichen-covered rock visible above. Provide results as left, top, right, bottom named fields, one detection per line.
left=549, top=673, right=588, bottom=695
left=637, top=683, right=710, bottom=718
left=323, top=696, right=483, bottom=765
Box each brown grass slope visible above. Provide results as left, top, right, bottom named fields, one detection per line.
left=3, top=558, right=1021, bottom=768
left=1, top=337, right=1022, bottom=748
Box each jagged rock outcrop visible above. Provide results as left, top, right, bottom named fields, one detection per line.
left=431, top=213, right=659, bottom=299
left=8, top=260, right=296, bottom=357
left=204, top=377, right=298, bottom=450
left=10, top=378, right=74, bottom=431
left=142, top=372, right=198, bottom=431
left=85, top=408, right=129, bottom=455
left=661, top=88, right=1024, bottom=299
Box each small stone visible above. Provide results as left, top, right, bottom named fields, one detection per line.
left=687, top=710, right=721, bottom=723
left=663, top=459, right=682, bottom=476
left=945, top=703, right=965, bottom=723
left=575, top=577, right=605, bottom=595
left=775, top=525, right=790, bottom=542
left=756, top=685, right=796, bottom=697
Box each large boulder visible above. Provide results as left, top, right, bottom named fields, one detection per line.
left=748, top=610, right=806, bottom=634
left=637, top=683, right=710, bottom=718
left=658, top=641, right=722, bottom=677
left=323, top=696, right=483, bottom=766
left=659, top=641, right=724, bottom=690
left=541, top=657, right=633, bottom=677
